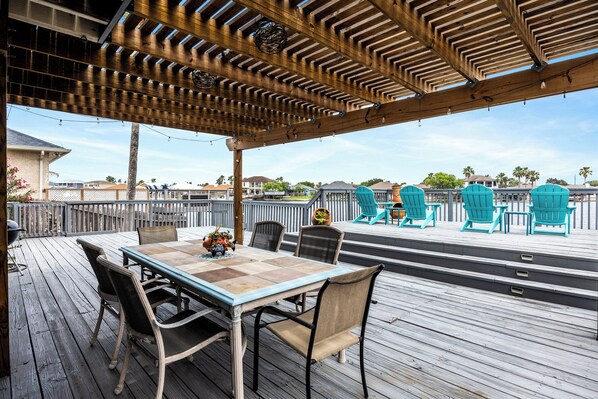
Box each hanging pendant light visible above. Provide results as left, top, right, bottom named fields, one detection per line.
left=254, top=18, right=287, bottom=55
left=191, top=70, right=218, bottom=89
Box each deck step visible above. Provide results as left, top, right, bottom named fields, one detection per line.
left=281, top=234, right=598, bottom=310
left=338, top=230, right=598, bottom=271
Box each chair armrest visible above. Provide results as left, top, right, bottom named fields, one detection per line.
left=425, top=203, right=441, bottom=209
left=256, top=306, right=314, bottom=329
left=153, top=307, right=219, bottom=329
left=141, top=277, right=166, bottom=287
left=566, top=205, right=576, bottom=212
left=143, top=283, right=176, bottom=294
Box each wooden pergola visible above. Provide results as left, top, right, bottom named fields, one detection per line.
left=1, top=0, right=598, bottom=376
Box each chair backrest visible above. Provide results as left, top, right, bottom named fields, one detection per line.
left=76, top=238, right=116, bottom=296
left=354, top=186, right=379, bottom=217
left=311, top=265, right=383, bottom=345
left=249, top=221, right=286, bottom=252
left=531, top=184, right=570, bottom=224
left=295, top=225, right=344, bottom=265
left=137, top=225, right=178, bottom=245
left=399, top=185, right=427, bottom=219
left=97, top=256, right=156, bottom=338
left=461, top=184, right=496, bottom=222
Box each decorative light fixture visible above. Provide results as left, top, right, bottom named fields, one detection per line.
left=254, top=18, right=287, bottom=54
left=191, top=69, right=218, bottom=89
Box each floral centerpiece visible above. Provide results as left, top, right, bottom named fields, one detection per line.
left=203, top=226, right=236, bottom=257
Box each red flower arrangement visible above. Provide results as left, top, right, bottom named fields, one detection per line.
left=202, top=226, right=235, bottom=257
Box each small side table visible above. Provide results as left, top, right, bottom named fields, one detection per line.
left=504, top=211, right=531, bottom=235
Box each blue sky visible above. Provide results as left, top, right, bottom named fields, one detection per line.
left=6, top=88, right=598, bottom=186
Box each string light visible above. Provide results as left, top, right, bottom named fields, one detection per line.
left=524, top=99, right=526, bottom=105
left=96, top=117, right=100, bottom=124
left=210, top=141, right=213, bottom=146
left=142, top=124, right=228, bottom=143
left=121, top=120, right=125, bottom=126
left=12, top=106, right=120, bottom=124
left=59, top=119, right=63, bottom=126
left=563, top=91, right=566, bottom=99
left=319, top=137, right=322, bottom=142
left=418, top=119, right=421, bottom=127
left=168, top=136, right=171, bottom=142
left=447, top=106, right=452, bottom=115
left=332, top=131, right=336, bottom=137
left=382, top=116, right=386, bottom=123
left=540, top=80, right=546, bottom=89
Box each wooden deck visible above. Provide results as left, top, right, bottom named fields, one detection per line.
left=2, top=227, right=598, bottom=399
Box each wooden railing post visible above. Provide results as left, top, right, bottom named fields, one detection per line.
left=447, top=190, right=454, bottom=222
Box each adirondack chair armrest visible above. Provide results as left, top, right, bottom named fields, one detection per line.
left=425, top=203, right=441, bottom=209
left=494, top=204, right=509, bottom=213
left=566, top=205, right=576, bottom=213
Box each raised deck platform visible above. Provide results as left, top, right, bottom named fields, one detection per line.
left=283, top=221, right=598, bottom=311
left=2, top=227, right=598, bottom=398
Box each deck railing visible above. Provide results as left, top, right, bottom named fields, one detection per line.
left=8, top=187, right=598, bottom=237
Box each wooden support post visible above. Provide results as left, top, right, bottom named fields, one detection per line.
left=233, top=149, right=243, bottom=244
left=0, top=0, right=10, bottom=377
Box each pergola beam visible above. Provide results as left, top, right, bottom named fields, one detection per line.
left=111, top=24, right=353, bottom=113
left=134, top=0, right=384, bottom=104
left=9, top=51, right=299, bottom=126
left=8, top=19, right=326, bottom=120
left=491, top=0, right=548, bottom=69
left=367, top=0, right=483, bottom=84
left=8, top=67, right=274, bottom=130
left=229, top=53, right=598, bottom=150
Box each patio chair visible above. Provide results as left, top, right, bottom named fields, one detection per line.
left=289, top=225, right=345, bottom=312
left=529, top=184, right=576, bottom=237
left=76, top=239, right=184, bottom=370
left=253, top=264, right=384, bottom=399
left=460, top=185, right=508, bottom=234
left=398, top=185, right=441, bottom=229
left=352, top=186, right=391, bottom=225
left=127, top=225, right=179, bottom=280
left=249, top=220, right=286, bottom=252
left=97, top=256, right=229, bottom=398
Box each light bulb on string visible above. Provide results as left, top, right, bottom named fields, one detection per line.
left=210, top=141, right=213, bottom=146
left=332, top=131, right=336, bottom=137
left=524, top=99, right=526, bottom=105
left=121, top=121, right=125, bottom=126
left=319, top=137, right=322, bottom=142
left=96, top=118, right=100, bottom=124
left=382, top=116, right=386, bottom=123
left=447, top=106, right=452, bottom=115
left=59, top=119, right=63, bottom=126
left=168, top=136, right=171, bottom=142
left=540, top=80, right=546, bottom=89
left=563, top=91, right=566, bottom=99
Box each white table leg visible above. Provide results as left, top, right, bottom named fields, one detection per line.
left=230, top=307, right=244, bottom=399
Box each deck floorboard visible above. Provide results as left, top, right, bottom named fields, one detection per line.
left=2, top=227, right=598, bottom=398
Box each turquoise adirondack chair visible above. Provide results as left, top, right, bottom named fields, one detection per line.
left=529, top=184, right=576, bottom=237
left=352, top=186, right=392, bottom=225
left=460, top=185, right=507, bottom=234
left=398, top=185, right=441, bottom=229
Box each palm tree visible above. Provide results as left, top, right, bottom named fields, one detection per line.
left=528, top=170, right=540, bottom=186
left=495, top=172, right=508, bottom=188
left=579, top=166, right=593, bottom=183
left=522, top=167, right=530, bottom=184
left=512, top=166, right=525, bottom=184
left=463, top=166, right=475, bottom=179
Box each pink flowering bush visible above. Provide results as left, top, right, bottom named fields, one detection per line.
left=7, top=159, right=35, bottom=202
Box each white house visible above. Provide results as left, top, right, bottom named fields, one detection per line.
left=242, top=176, right=274, bottom=196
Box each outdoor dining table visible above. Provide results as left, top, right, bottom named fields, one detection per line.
left=120, top=240, right=351, bottom=399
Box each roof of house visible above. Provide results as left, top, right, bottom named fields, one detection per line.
left=201, top=184, right=233, bottom=191
left=84, top=180, right=111, bottom=184
left=104, top=184, right=145, bottom=190
left=8, top=128, right=70, bottom=153
left=368, top=181, right=396, bottom=190
left=320, top=181, right=355, bottom=190
left=242, top=176, right=274, bottom=183
left=463, top=175, right=495, bottom=182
